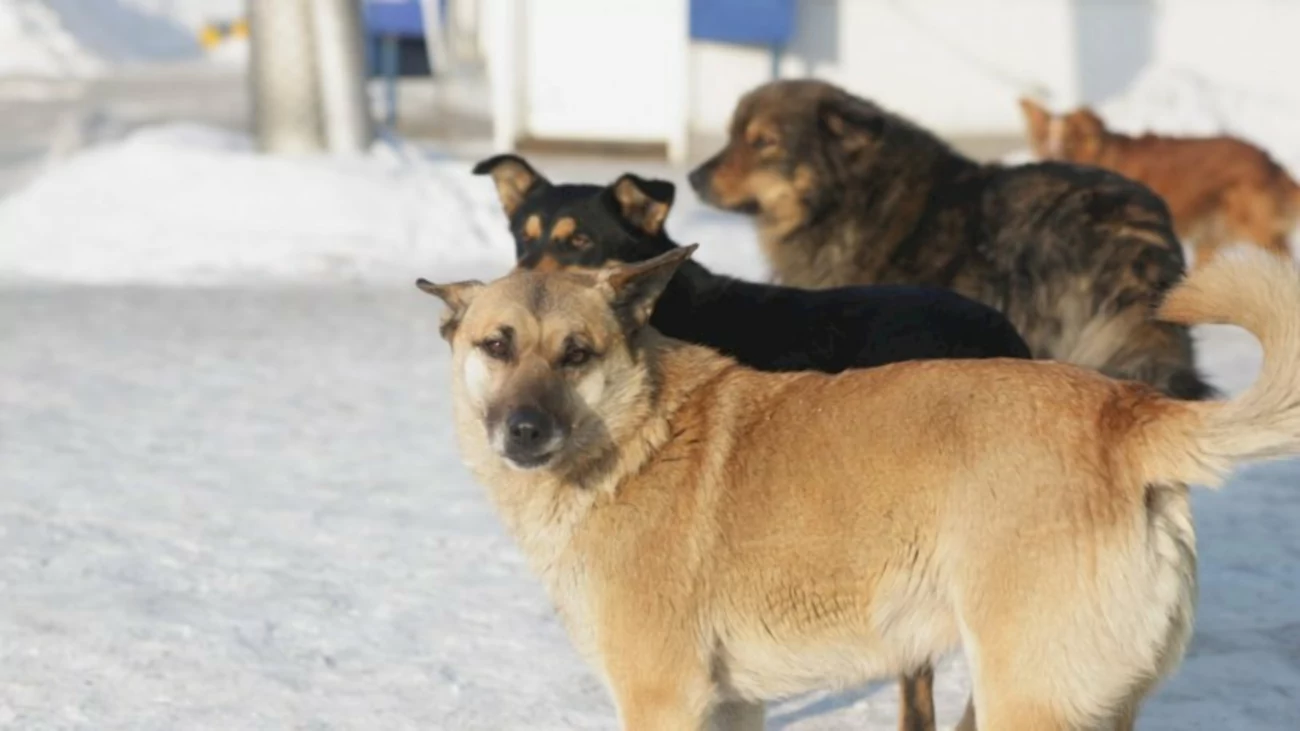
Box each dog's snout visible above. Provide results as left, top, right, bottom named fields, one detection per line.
left=507, top=406, right=553, bottom=448
left=688, top=161, right=713, bottom=197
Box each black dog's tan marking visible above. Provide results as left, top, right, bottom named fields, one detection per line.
left=523, top=215, right=542, bottom=241
left=690, top=79, right=1213, bottom=402
left=550, top=217, right=577, bottom=242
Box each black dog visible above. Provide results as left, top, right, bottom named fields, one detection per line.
left=473, top=153, right=1032, bottom=373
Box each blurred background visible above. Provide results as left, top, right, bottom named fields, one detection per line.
left=3, top=0, right=1299, bottom=283
left=2, top=3, right=1298, bottom=729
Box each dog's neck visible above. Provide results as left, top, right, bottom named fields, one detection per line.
left=759, top=145, right=979, bottom=290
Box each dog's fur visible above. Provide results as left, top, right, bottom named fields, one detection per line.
left=474, top=154, right=1033, bottom=372
left=419, top=246, right=1300, bottom=730
left=474, top=154, right=1034, bottom=731
left=1019, top=97, right=1300, bottom=267
left=690, top=79, right=1213, bottom=402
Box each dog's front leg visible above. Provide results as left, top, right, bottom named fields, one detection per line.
left=707, top=699, right=765, bottom=731
left=611, top=681, right=712, bottom=731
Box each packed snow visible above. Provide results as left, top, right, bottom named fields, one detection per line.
left=1, top=248, right=1296, bottom=731
left=0, top=124, right=514, bottom=285
left=0, top=122, right=768, bottom=287
left=0, top=60, right=1298, bottom=729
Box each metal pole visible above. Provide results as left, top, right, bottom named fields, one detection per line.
left=249, top=0, right=324, bottom=154
left=311, top=0, right=375, bottom=154
left=420, top=0, right=450, bottom=75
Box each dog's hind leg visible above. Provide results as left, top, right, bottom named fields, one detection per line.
left=898, top=665, right=938, bottom=731
left=954, top=696, right=977, bottom=731
left=706, top=699, right=765, bottom=731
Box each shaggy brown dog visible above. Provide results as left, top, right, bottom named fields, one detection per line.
left=689, top=79, right=1213, bottom=402
left=1019, top=97, right=1299, bottom=267
left=418, top=245, right=1300, bottom=730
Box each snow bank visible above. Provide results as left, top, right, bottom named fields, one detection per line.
left=0, top=124, right=516, bottom=285
left=0, top=0, right=104, bottom=77
left=0, top=0, right=200, bottom=79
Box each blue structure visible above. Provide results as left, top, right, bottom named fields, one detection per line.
left=689, top=0, right=796, bottom=46
left=690, top=0, right=796, bottom=77
left=362, top=0, right=444, bottom=126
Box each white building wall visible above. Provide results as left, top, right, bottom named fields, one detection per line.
left=689, top=0, right=1300, bottom=138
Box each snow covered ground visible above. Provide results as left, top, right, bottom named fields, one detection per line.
left=1, top=144, right=1298, bottom=729
left=2, top=261, right=1297, bottom=731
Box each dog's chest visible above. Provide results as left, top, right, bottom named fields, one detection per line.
left=501, top=496, right=603, bottom=663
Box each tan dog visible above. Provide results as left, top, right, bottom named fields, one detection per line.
left=1019, top=97, right=1300, bottom=267
left=418, top=245, right=1300, bottom=730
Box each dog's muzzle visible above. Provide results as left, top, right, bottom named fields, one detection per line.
left=500, top=405, right=564, bottom=469
left=688, top=158, right=717, bottom=200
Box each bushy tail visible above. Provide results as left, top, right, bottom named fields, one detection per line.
left=1154, top=248, right=1300, bottom=486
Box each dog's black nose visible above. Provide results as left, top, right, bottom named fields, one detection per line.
left=687, top=165, right=708, bottom=195
left=505, top=406, right=555, bottom=452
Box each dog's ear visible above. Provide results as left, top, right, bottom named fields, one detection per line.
left=472, top=154, right=551, bottom=216
left=1018, top=97, right=1051, bottom=145
left=818, top=93, right=886, bottom=146
left=1068, top=108, right=1107, bottom=139
left=609, top=174, right=676, bottom=235
left=597, top=244, right=697, bottom=329
left=416, top=278, right=484, bottom=341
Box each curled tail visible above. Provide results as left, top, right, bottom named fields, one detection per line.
left=1153, top=247, right=1300, bottom=486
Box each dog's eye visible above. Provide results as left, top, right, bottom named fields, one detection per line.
left=570, top=234, right=592, bottom=250
left=560, top=345, right=594, bottom=369
left=751, top=135, right=774, bottom=151
left=480, top=337, right=511, bottom=360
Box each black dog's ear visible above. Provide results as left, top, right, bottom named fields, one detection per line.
left=416, top=278, right=484, bottom=341
left=818, top=93, right=886, bottom=146
left=597, top=244, right=697, bottom=329
left=472, top=154, right=551, bottom=216
left=609, top=174, right=676, bottom=235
